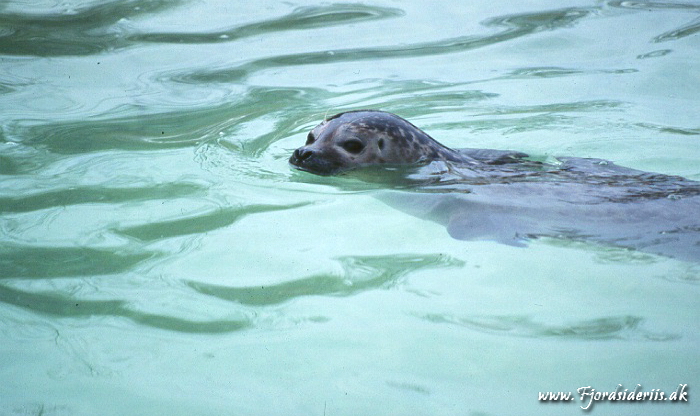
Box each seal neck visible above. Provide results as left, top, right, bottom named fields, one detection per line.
left=437, top=146, right=474, bottom=163
left=423, top=135, right=478, bottom=166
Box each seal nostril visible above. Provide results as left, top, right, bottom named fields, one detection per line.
left=294, top=148, right=313, bottom=161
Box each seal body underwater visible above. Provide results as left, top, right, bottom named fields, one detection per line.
left=290, top=110, right=700, bottom=263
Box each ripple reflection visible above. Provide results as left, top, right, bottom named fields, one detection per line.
left=174, top=8, right=593, bottom=84
left=0, top=0, right=182, bottom=56
left=0, top=284, right=249, bottom=333
left=116, top=202, right=309, bottom=242
left=129, top=4, right=404, bottom=44
left=421, top=314, right=679, bottom=341
left=188, top=254, right=464, bottom=306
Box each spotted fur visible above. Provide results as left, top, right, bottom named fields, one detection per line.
left=289, top=110, right=473, bottom=175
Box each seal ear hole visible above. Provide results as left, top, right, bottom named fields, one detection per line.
left=341, top=139, right=364, bottom=154
left=378, top=139, right=385, bottom=151
left=306, top=132, right=315, bottom=145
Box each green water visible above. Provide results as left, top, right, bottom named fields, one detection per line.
left=1, top=1, right=699, bottom=415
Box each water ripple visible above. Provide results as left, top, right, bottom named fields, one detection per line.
left=636, top=49, right=673, bottom=59
left=506, top=66, right=637, bottom=79
left=9, top=103, right=241, bottom=154
left=0, top=283, right=249, bottom=333
left=129, top=4, right=404, bottom=44
left=188, top=253, right=464, bottom=306
left=421, top=314, right=680, bottom=341
left=0, top=2, right=403, bottom=57
left=116, top=202, right=309, bottom=242
left=635, top=122, right=700, bottom=135
left=0, top=182, right=205, bottom=213
left=173, top=8, right=593, bottom=84
left=0, top=0, right=183, bottom=56
left=653, top=16, right=700, bottom=42
left=607, top=1, right=700, bottom=43
left=0, top=245, right=155, bottom=279
left=608, top=0, right=700, bottom=12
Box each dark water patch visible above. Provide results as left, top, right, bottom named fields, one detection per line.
left=0, top=245, right=155, bottom=279
left=0, top=0, right=182, bottom=56
left=637, top=49, right=673, bottom=59
left=0, top=2, right=403, bottom=57
left=421, top=314, right=679, bottom=341
left=175, top=8, right=592, bottom=84
left=12, top=102, right=253, bottom=154
left=0, top=182, right=205, bottom=213
left=0, top=83, right=15, bottom=94
left=132, top=311, right=248, bottom=333
left=0, top=284, right=248, bottom=333
left=484, top=8, right=590, bottom=31
left=0, top=142, right=65, bottom=175
left=659, top=264, right=700, bottom=284
left=653, top=16, right=700, bottom=42
left=0, top=154, right=20, bottom=175
left=476, top=100, right=627, bottom=116
left=608, top=0, right=700, bottom=12
left=507, top=67, right=637, bottom=78
left=386, top=380, right=431, bottom=395
left=606, top=1, right=700, bottom=43
left=130, top=3, right=403, bottom=44
left=510, top=67, right=586, bottom=78
left=116, top=202, right=309, bottom=242
left=635, top=122, right=700, bottom=135
left=188, top=253, right=464, bottom=306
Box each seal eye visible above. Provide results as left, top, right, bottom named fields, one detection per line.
left=341, top=139, right=364, bottom=154
left=306, top=132, right=315, bottom=145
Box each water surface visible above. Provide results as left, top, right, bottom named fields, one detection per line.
left=1, top=1, right=699, bottom=415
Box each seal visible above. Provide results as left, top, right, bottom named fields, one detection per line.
left=290, top=110, right=700, bottom=263
left=289, top=110, right=478, bottom=175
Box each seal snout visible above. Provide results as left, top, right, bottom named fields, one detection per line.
left=289, top=145, right=339, bottom=175
left=289, top=146, right=322, bottom=171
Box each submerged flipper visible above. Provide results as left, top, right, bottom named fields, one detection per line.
left=446, top=207, right=533, bottom=247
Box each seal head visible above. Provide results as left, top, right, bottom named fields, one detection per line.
left=289, top=110, right=471, bottom=175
